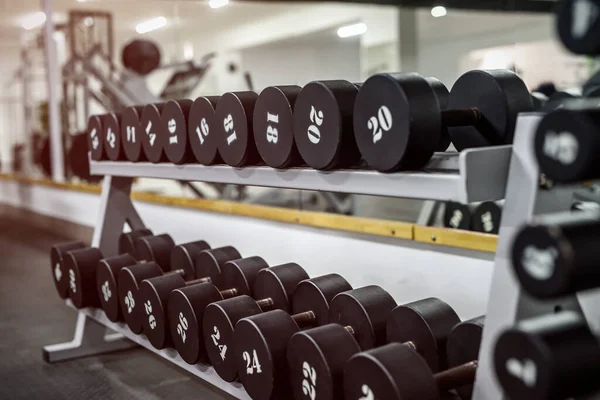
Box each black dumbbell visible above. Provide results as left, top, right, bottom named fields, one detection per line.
left=426, top=77, right=452, bottom=152
left=233, top=274, right=353, bottom=399
left=293, top=80, right=361, bottom=170
left=168, top=256, right=270, bottom=364
left=572, top=201, right=600, bottom=211
left=134, top=233, right=177, bottom=271
left=534, top=107, right=600, bottom=182
left=118, top=245, right=238, bottom=334
left=87, top=115, right=105, bottom=161
left=471, top=201, right=502, bottom=234
left=161, top=99, right=194, bottom=164
left=215, top=91, right=261, bottom=167
left=447, top=316, right=485, bottom=400
left=531, top=92, right=549, bottom=111
left=253, top=85, right=303, bottom=168
left=121, top=105, right=146, bottom=162
left=354, top=70, right=533, bottom=172
left=188, top=96, right=223, bottom=165
left=95, top=253, right=137, bottom=322
left=64, top=247, right=105, bottom=308
left=541, top=91, right=578, bottom=111
left=118, top=228, right=154, bottom=259
left=443, top=202, right=472, bottom=230
left=510, top=210, right=600, bottom=298
left=140, top=103, right=167, bottom=163
left=494, top=311, right=600, bottom=400
left=202, top=263, right=310, bottom=381
left=557, top=0, right=600, bottom=55
left=103, top=112, right=125, bottom=161
left=50, top=240, right=86, bottom=298
left=286, top=286, right=397, bottom=400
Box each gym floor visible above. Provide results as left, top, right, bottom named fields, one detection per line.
left=0, top=212, right=232, bottom=400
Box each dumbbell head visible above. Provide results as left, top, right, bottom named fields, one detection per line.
left=443, top=202, right=472, bottom=230
left=188, top=96, right=222, bottom=165
left=87, top=115, right=105, bottom=161
left=215, top=91, right=260, bottom=167
left=494, top=311, right=600, bottom=400
left=121, top=105, right=146, bottom=161
left=511, top=211, right=600, bottom=298
left=64, top=247, right=104, bottom=308
left=203, top=263, right=309, bottom=381
left=118, top=261, right=164, bottom=333
left=557, top=0, right=600, bottom=55
left=170, top=240, right=211, bottom=279
left=386, top=297, right=461, bottom=372
left=135, top=233, right=175, bottom=271
left=95, top=253, right=137, bottom=322
left=471, top=201, right=502, bottom=234
left=447, top=316, right=484, bottom=400
left=287, top=286, right=396, bottom=400
left=253, top=85, right=303, bottom=168
left=50, top=240, right=86, bottom=298
left=234, top=273, right=352, bottom=400
left=118, top=228, right=153, bottom=259
left=103, top=112, right=124, bottom=161
left=426, top=77, right=451, bottom=152
left=161, top=99, right=194, bottom=164
left=534, top=108, right=600, bottom=182
left=195, top=246, right=242, bottom=288
left=168, top=256, right=268, bottom=364
left=140, top=103, right=166, bottom=163
left=531, top=92, right=549, bottom=111
left=353, top=72, right=442, bottom=172
left=293, top=80, right=361, bottom=170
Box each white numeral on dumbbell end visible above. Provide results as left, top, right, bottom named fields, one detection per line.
left=196, top=118, right=210, bottom=145
left=145, top=300, right=156, bottom=329
left=368, top=105, right=393, bottom=144
left=359, top=385, right=375, bottom=400
left=572, top=0, right=599, bottom=38
left=168, top=119, right=178, bottom=144
left=542, top=131, right=579, bottom=165
left=242, top=349, right=262, bottom=375
left=521, top=245, right=558, bottom=281
left=211, top=326, right=228, bottom=360
left=266, top=112, right=279, bottom=144
left=127, top=126, right=136, bottom=143
left=307, top=106, right=324, bottom=144
left=481, top=211, right=494, bottom=233
left=54, top=263, right=62, bottom=282
left=449, top=210, right=463, bottom=229
left=106, top=128, right=116, bottom=148
left=224, top=114, right=237, bottom=145
left=124, top=291, right=135, bottom=314
left=146, top=121, right=157, bottom=146
left=302, top=361, right=317, bottom=400
left=101, top=281, right=111, bottom=302
left=176, top=312, right=189, bottom=343
left=90, top=128, right=99, bottom=150
left=69, top=269, right=76, bottom=293
left=506, top=357, right=537, bottom=387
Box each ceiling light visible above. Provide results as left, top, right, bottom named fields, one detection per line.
left=337, top=22, right=367, bottom=38
left=183, top=42, right=194, bottom=61
left=209, top=0, right=229, bottom=9
left=21, top=12, right=46, bottom=30
left=136, top=16, right=167, bottom=34
left=431, top=6, right=447, bottom=18
left=83, top=17, right=94, bottom=27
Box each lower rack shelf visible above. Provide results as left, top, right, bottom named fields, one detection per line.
left=65, top=300, right=251, bottom=400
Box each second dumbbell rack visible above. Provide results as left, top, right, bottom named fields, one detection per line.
left=42, top=114, right=597, bottom=399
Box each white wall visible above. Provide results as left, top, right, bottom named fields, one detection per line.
left=0, top=180, right=494, bottom=320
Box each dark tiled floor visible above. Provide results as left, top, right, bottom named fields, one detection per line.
left=0, top=215, right=232, bottom=400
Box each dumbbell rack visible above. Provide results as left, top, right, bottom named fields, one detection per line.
left=42, top=114, right=596, bottom=399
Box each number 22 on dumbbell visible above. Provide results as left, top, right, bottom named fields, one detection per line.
left=211, top=326, right=228, bottom=361
left=302, top=362, right=317, bottom=400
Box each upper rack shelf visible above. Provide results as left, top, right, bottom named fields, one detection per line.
left=90, top=145, right=512, bottom=203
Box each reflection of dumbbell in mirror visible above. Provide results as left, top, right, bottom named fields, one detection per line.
left=202, top=263, right=312, bottom=381
left=511, top=210, right=600, bottom=298
left=232, top=274, right=353, bottom=399
left=557, top=0, right=600, bottom=55
left=494, top=311, right=600, bottom=400
left=293, top=80, right=363, bottom=170
left=167, top=256, right=269, bottom=363
left=50, top=241, right=87, bottom=299
left=444, top=201, right=502, bottom=234
left=188, top=96, right=223, bottom=165
left=286, top=286, right=397, bottom=400
left=353, top=70, right=533, bottom=172
left=118, top=245, right=237, bottom=335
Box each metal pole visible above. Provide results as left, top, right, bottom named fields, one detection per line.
left=42, top=0, right=65, bottom=181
